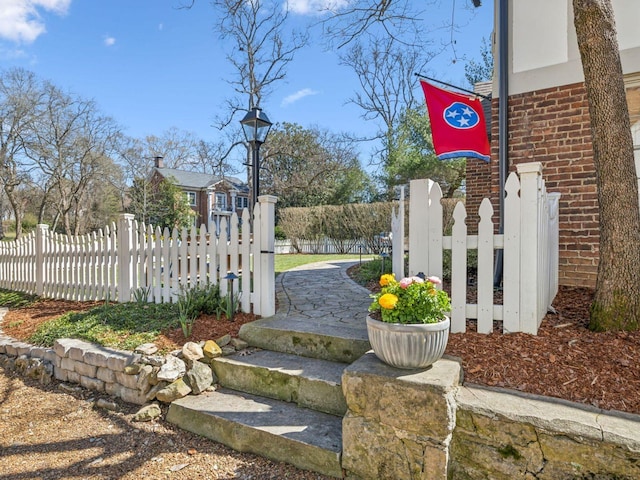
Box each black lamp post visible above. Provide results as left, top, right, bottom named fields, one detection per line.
left=240, top=106, right=272, bottom=212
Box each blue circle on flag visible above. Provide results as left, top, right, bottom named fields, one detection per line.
left=443, top=102, right=480, bottom=129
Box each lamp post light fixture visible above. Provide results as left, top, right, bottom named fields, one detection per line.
left=224, top=272, right=239, bottom=322
left=240, top=106, right=272, bottom=213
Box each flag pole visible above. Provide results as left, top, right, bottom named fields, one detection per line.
left=414, top=72, right=491, bottom=100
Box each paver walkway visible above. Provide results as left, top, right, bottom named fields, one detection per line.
left=238, top=259, right=373, bottom=363
left=275, top=259, right=372, bottom=325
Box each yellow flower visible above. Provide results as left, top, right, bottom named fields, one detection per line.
left=378, top=293, right=398, bottom=310
left=379, top=274, right=395, bottom=287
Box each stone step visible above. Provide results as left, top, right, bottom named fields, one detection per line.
left=166, top=387, right=343, bottom=479
left=212, top=349, right=347, bottom=416
left=238, top=315, right=370, bottom=364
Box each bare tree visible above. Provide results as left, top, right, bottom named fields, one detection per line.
left=341, top=37, right=432, bottom=134
left=0, top=68, right=45, bottom=239
left=213, top=0, right=308, bottom=116
left=25, top=83, right=122, bottom=235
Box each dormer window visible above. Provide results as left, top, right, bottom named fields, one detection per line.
left=215, top=192, right=227, bottom=211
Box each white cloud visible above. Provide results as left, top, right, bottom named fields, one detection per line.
left=104, top=36, right=116, bottom=47
left=281, top=88, right=320, bottom=106
left=286, top=0, right=348, bottom=15
left=0, top=0, right=71, bottom=44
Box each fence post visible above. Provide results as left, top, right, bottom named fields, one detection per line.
left=35, top=224, right=48, bottom=297
left=517, top=162, right=543, bottom=334
left=391, top=186, right=405, bottom=279
left=117, top=213, right=135, bottom=303
left=258, top=195, right=277, bottom=317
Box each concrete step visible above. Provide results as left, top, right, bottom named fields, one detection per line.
left=212, top=349, right=347, bottom=416
left=166, top=387, right=343, bottom=479
left=238, top=315, right=370, bottom=364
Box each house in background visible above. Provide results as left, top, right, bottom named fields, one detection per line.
left=466, top=0, right=640, bottom=288
left=150, top=157, right=250, bottom=231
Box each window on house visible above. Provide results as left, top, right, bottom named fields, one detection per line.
left=236, top=196, right=248, bottom=210
left=186, top=191, right=197, bottom=206
left=215, top=192, right=227, bottom=211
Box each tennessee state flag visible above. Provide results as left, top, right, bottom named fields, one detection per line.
left=420, top=79, right=490, bottom=162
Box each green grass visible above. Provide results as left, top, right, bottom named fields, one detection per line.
left=28, top=302, right=181, bottom=351
left=275, top=253, right=376, bottom=276
left=0, top=288, right=38, bottom=308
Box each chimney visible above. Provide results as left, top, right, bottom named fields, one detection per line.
left=154, top=156, right=164, bottom=168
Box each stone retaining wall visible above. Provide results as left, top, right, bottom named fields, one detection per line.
left=342, top=353, right=640, bottom=480
left=0, top=334, right=148, bottom=404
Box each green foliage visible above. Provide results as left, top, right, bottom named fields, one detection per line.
left=369, top=274, right=451, bottom=324
left=28, top=302, right=180, bottom=351
left=278, top=202, right=395, bottom=254
left=465, top=37, right=494, bottom=86
left=0, top=289, right=38, bottom=308
left=262, top=122, right=376, bottom=209
left=381, top=106, right=466, bottom=198
left=176, top=283, right=223, bottom=337
left=274, top=225, right=287, bottom=240
left=350, top=258, right=393, bottom=285
left=129, top=176, right=195, bottom=229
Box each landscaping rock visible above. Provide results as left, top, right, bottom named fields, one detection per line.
left=156, top=378, right=191, bottom=403
left=203, top=340, right=222, bottom=359
left=215, top=334, right=231, bottom=347
left=134, top=343, right=158, bottom=355
left=182, top=342, right=204, bottom=363
left=132, top=403, right=162, bottom=422
left=184, top=361, right=214, bottom=395
left=230, top=338, right=248, bottom=350
left=156, top=356, right=186, bottom=383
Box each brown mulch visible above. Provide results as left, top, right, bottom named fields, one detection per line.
left=2, top=281, right=640, bottom=416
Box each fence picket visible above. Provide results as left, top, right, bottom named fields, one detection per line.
left=503, top=172, right=521, bottom=333
left=450, top=202, right=468, bottom=333
left=477, top=199, right=495, bottom=334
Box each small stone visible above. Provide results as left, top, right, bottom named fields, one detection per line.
left=182, top=342, right=204, bottom=363
left=155, top=379, right=191, bottom=403
left=134, top=343, right=158, bottom=355
left=96, top=398, right=119, bottom=412
left=124, top=363, right=142, bottom=375
left=132, top=403, right=162, bottom=422
left=215, top=334, right=231, bottom=347
left=141, top=355, right=165, bottom=367
left=184, top=361, right=214, bottom=395
left=230, top=338, right=249, bottom=350
left=203, top=340, right=222, bottom=359
left=221, top=346, right=236, bottom=356
left=156, top=356, right=186, bottom=383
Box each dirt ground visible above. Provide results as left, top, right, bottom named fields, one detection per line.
left=1, top=278, right=640, bottom=478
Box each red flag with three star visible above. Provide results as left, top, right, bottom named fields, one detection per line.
left=420, top=79, right=490, bottom=162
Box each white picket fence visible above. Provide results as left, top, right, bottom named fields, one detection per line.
left=392, top=162, right=560, bottom=335
left=0, top=196, right=277, bottom=317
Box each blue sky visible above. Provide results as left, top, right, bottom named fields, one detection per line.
left=0, top=0, right=494, bottom=162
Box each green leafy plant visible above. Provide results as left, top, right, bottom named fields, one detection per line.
left=369, top=273, right=451, bottom=324
left=221, top=290, right=241, bottom=322
left=132, top=287, right=150, bottom=305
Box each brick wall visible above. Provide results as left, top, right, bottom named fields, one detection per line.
left=466, top=82, right=599, bottom=287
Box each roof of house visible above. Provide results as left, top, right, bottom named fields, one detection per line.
left=156, top=167, right=248, bottom=193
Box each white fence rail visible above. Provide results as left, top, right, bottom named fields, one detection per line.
left=274, top=238, right=391, bottom=255
left=392, top=162, right=560, bottom=335
left=0, top=196, right=277, bottom=317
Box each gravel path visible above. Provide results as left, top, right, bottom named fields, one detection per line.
left=0, top=369, right=332, bottom=480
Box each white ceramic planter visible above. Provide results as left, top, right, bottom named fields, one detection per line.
left=366, top=315, right=450, bottom=369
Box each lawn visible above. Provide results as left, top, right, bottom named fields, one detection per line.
left=274, top=253, right=375, bottom=276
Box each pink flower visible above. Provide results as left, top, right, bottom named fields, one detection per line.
left=411, top=276, right=425, bottom=284
left=427, top=276, right=442, bottom=285
left=399, top=277, right=413, bottom=289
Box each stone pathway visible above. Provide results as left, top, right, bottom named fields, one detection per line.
left=275, top=259, right=372, bottom=327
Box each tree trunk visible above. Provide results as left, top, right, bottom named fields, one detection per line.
left=573, top=0, right=640, bottom=331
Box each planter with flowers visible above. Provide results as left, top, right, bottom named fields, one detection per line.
left=367, top=273, right=451, bottom=369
